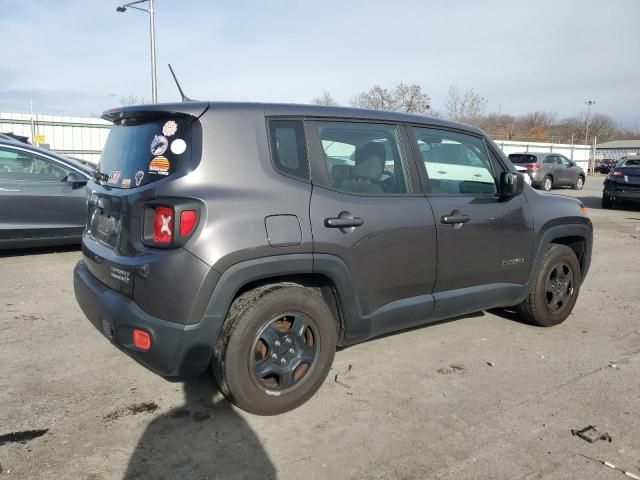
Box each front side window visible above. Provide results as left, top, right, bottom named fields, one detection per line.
left=269, top=119, right=309, bottom=180
left=412, top=127, right=496, bottom=194
left=313, top=121, right=410, bottom=194
left=0, top=147, right=71, bottom=181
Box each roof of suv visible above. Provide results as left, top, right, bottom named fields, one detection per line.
left=103, top=101, right=484, bottom=135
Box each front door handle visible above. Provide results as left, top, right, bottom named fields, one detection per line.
left=325, top=217, right=364, bottom=228
left=441, top=214, right=470, bottom=225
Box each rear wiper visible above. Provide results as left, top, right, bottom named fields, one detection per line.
left=92, top=169, right=109, bottom=184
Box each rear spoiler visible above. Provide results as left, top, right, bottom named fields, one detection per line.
left=102, top=102, right=209, bottom=123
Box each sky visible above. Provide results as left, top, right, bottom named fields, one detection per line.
left=1, top=0, right=639, bottom=125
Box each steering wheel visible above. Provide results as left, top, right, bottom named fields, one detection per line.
left=380, top=170, right=396, bottom=193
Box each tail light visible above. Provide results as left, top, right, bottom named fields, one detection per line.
left=525, top=163, right=541, bottom=170
left=153, top=206, right=173, bottom=244
left=611, top=170, right=623, bottom=177
left=179, top=210, right=197, bottom=236
left=133, top=328, right=151, bottom=351
left=143, top=202, right=200, bottom=247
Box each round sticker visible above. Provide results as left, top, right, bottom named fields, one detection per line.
left=170, top=138, right=187, bottom=155
left=162, top=120, right=178, bottom=137
left=150, top=135, right=168, bottom=156
left=149, top=156, right=170, bottom=176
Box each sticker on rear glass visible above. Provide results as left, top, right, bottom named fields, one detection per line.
left=162, top=120, right=178, bottom=137
left=108, top=170, right=121, bottom=184
left=149, top=156, right=170, bottom=175
left=135, top=170, right=144, bottom=186
left=121, top=178, right=131, bottom=188
left=170, top=138, right=187, bottom=155
left=150, top=135, right=168, bottom=156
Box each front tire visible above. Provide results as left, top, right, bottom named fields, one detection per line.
left=516, top=244, right=581, bottom=327
left=573, top=176, right=584, bottom=190
left=212, top=284, right=337, bottom=415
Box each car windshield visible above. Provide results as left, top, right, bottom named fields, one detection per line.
left=509, top=154, right=536, bottom=164
left=623, top=159, right=640, bottom=167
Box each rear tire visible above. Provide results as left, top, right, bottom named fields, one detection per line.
left=602, top=195, right=612, bottom=209
left=516, top=244, right=581, bottom=327
left=212, top=284, right=337, bottom=415
left=542, top=176, right=553, bottom=191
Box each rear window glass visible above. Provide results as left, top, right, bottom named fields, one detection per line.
left=98, top=117, right=192, bottom=188
left=509, top=154, right=536, bottom=164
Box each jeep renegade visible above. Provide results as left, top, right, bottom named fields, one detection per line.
left=74, top=102, right=592, bottom=415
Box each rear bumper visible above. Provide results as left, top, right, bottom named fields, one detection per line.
left=74, top=260, right=218, bottom=376
left=604, top=188, right=640, bottom=202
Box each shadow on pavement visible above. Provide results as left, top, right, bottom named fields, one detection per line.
left=124, top=375, right=276, bottom=480
left=0, top=244, right=80, bottom=258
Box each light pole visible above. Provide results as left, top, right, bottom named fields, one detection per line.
left=116, top=0, right=157, bottom=103
left=584, top=100, right=596, bottom=145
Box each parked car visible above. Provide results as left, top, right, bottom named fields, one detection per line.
left=513, top=164, right=532, bottom=184
left=508, top=152, right=585, bottom=191
left=0, top=140, right=91, bottom=249
left=74, top=102, right=592, bottom=415
left=0, top=132, right=30, bottom=144
left=602, top=156, right=640, bottom=209
left=597, top=158, right=617, bottom=175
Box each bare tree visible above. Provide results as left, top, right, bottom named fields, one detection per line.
left=445, top=85, right=487, bottom=123
left=311, top=91, right=338, bottom=106
left=393, top=82, right=431, bottom=113
left=518, top=111, right=557, bottom=140
left=351, top=85, right=396, bottom=111
left=351, top=83, right=430, bottom=113
left=585, top=113, right=618, bottom=143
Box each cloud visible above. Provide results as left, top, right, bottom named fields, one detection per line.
left=1, top=0, right=638, bottom=125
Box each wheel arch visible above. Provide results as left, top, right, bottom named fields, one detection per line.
left=530, top=223, right=593, bottom=290
left=203, top=254, right=357, bottom=351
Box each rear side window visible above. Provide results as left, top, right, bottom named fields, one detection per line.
left=269, top=120, right=309, bottom=180
left=98, top=117, right=192, bottom=188
left=311, top=121, right=411, bottom=195
left=509, top=154, right=536, bottom=164
left=0, top=147, right=71, bottom=182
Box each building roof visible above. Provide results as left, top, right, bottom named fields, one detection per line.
left=597, top=139, right=640, bottom=149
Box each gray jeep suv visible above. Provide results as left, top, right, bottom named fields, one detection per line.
left=509, top=152, right=586, bottom=191
left=74, top=102, right=592, bottom=415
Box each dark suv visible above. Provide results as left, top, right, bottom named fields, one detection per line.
left=509, top=152, right=586, bottom=191
left=74, top=102, right=592, bottom=415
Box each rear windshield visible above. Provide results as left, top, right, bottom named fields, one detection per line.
left=509, top=154, right=536, bottom=164
left=98, top=116, right=192, bottom=188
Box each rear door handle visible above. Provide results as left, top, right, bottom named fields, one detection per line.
left=441, top=214, right=470, bottom=225
left=324, top=217, right=364, bottom=228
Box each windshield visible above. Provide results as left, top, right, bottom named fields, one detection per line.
left=509, top=154, right=536, bottom=164
left=98, top=116, right=192, bottom=188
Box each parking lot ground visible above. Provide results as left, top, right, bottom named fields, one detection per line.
left=1, top=176, right=639, bottom=480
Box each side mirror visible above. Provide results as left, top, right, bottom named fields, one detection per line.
left=65, top=171, right=88, bottom=187
left=569, top=161, right=576, bottom=167
left=498, top=171, right=525, bottom=198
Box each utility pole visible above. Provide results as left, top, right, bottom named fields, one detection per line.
left=116, top=0, right=158, bottom=103
left=584, top=100, right=596, bottom=145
